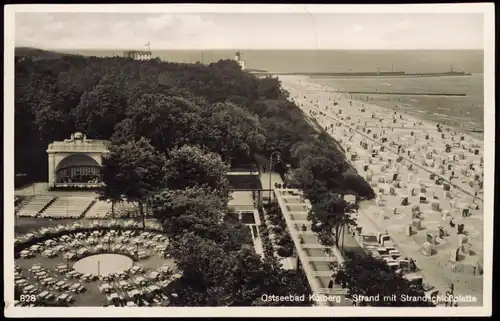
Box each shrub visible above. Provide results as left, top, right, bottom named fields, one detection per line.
left=273, top=225, right=283, bottom=234
left=264, top=243, right=274, bottom=257
left=342, top=172, right=375, bottom=199
left=311, top=222, right=322, bottom=233
left=277, top=234, right=292, bottom=246
left=318, top=230, right=335, bottom=246
left=277, top=245, right=294, bottom=257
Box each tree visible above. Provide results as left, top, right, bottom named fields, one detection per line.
left=164, top=145, right=230, bottom=197
left=168, top=234, right=313, bottom=307
left=150, top=186, right=228, bottom=238
left=200, top=102, right=266, bottom=163
left=289, top=166, right=329, bottom=204
left=98, top=151, right=126, bottom=219
left=256, top=76, right=282, bottom=100
left=230, top=248, right=313, bottom=306
left=309, top=193, right=357, bottom=248
left=261, top=116, right=307, bottom=162
left=167, top=232, right=235, bottom=306
left=336, top=254, right=435, bottom=307
left=15, top=49, right=385, bottom=308
left=101, top=137, right=166, bottom=227
left=113, top=93, right=204, bottom=153
left=73, top=84, right=128, bottom=139
left=289, top=152, right=352, bottom=203
left=15, top=50, right=376, bottom=200
left=340, top=172, right=376, bottom=199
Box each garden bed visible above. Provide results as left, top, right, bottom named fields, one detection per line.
left=261, top=201, right=295, bottom=258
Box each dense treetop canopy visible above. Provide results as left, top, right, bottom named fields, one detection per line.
left=336, top=254, right=435, bottom=307
left=15, top=53, right=374, bottom=199
left=15, top=51, right=384, bottom=306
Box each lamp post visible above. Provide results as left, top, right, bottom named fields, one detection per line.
left=341, top=224, right=346, bottom=255
left=268, top=151, right=281, bottom=201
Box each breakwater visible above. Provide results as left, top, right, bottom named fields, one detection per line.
left=251, top=71, right=471, bottom=78
left=337, top=91, right=467, bottom=97
left=360, top=126, right=483, bottom=133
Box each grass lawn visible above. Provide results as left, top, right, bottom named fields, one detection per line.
left=228, top=175, right=262, bottom=190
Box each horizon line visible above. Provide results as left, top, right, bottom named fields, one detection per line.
left=18, top=46, right=485, bottom=52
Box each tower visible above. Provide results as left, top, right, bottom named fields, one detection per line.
left=234, top=51, right=245, bottom=70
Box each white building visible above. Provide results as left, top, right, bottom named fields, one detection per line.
left=123, top=50, right=152, bottom=61
left=235, top=51, right=246, bottom=70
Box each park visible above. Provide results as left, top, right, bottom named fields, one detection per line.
left=13, top=48, right=468, bottom=307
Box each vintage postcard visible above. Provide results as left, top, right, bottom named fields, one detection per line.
left=4, top=3, right=494, bottom=317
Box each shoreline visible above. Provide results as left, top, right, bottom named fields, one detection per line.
left=322, top=91, right=468, bottom=97
left=277, top=74, right=484, bottom=144
left=278, top=74, right=484, bottom=306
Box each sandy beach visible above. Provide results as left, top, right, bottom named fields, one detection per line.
left=279, top=75, right=484, bottom=306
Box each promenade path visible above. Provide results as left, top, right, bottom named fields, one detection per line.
left=282, top=78, right=484, bottom=306
left=258, top=172, right=356, bottom=306
left=274, top=188, right=351, bottom=306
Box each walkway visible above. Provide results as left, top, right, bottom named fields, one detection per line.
left=258, top=172, right=284, bottom=200
left=274, top=188, right=351, bottom=307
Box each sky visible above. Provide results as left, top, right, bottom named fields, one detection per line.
left=14, top=11, right=485, bottom=50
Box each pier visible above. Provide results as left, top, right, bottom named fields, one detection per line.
left=338, top=91, right=467, bottom=97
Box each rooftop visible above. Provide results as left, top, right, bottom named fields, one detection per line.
left=47, top=132, right=110, bottom=152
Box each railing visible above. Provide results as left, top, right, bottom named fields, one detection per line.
left=54, top=183, right=104, bottom=188
left=315, top=288, right=347, bottom=295
left=305, top=256, right=338, bottom=262
left=47, top=142, right=109, bottom=152
left=229, top=204, right=255, bottom=211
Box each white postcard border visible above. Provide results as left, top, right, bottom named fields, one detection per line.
left=4, top=3, right=494, bottom=317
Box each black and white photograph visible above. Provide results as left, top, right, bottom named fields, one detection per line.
left=4, top=3, right=494, bottom=317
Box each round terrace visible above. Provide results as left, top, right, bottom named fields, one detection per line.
left=14, top=221, right=180, bottom=307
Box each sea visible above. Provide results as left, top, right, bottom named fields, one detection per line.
left=57, top=49, right=485, bottom=138
left=308, top=74, right=484, bottom=139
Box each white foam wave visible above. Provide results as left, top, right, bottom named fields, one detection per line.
left=433, top=113, right=450, bottom=118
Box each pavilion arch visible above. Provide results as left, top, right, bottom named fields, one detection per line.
left=55, top=154, right=102, bottom=183
left=47, top=132, right=110, bottom=188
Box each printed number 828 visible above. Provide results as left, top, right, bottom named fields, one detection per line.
left=20, top=295, right=37, bottom=302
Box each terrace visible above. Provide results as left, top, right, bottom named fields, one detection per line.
left=273, top=188, right=350, bottom=306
